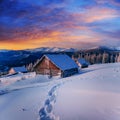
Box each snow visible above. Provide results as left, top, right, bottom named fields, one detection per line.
left=109, top=47, right=120, bottom=51
left=45, top=54, right=78, bottom=70
left=26, top=47, right=77, bottom=53
left=0, top=73, right=61, bottom=120
left=54, top=63, right=120, bottom=120
left=0, top=63, right=120, bottom=120
left=78, top=58, right=89, bottom=65
left=116, top=47, right=120, bottom=51
left=0, top=72, right=36, bottom=86
left=0, top=50, right=9, bottom=52
left=9, top=66, right=27, bottom=73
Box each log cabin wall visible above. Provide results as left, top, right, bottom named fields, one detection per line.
left=34, top=56, right=61, bottom=76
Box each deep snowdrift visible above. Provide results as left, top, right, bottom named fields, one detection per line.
left=0, top=63, right=120, bottom=120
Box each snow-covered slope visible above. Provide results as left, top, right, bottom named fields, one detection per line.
left=109, top=47, right=120, bottom=51
left=54, top=63, right=120, bottom=120
left=0, top=74, right=61, bottom=120
left=0, top=63, right=120, bottom=120
left=83, top=46, right=120, bottom=52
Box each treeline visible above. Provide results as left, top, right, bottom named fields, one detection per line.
left=73, top=52, right=120, bottom=64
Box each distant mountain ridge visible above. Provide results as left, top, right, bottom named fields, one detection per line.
left=25, top=47, right=78, bottom=53
left=0, top=46, right=120, bottom=53
left=25, top=46, right=120, bottom=52
left=0, top=46, right=120, bottom=72
left=82, top=46, right=120, bottom=51
left=0, top=47, right=78, bottom=70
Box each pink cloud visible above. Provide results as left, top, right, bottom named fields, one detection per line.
left=72, top=7, right=119, bottom=23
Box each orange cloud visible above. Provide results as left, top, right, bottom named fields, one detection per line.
left=0, top=26, right=104, bottom=50
left=0, top=31, right=68, bottom=50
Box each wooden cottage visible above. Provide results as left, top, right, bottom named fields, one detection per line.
left=9, top=66, right=27, bottom=74
left=33, top=54, right=78, bottom=77
left=77, top=58, right=89, bottom=68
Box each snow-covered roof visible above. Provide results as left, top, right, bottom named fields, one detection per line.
left=36, top=54, right=78, bottom=71
left=46, top=54, right=78, bottom=70
left=12, top=66, right=27, bottom=72
left=78, top=58, right=89, bottom=65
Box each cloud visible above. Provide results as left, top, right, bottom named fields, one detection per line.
left=98, top=29, right=120, bottom=39
left=72, top=7, right=119, bottom=23
left=95, top=0, right=120, bottom=6
left=0, top=0, right=74, bottom=42
left=0, top=0, right=120, bottom=49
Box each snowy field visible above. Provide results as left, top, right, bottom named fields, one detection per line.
left=0, top=63, right=120, bottom=120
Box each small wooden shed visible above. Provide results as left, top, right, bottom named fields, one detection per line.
left=77, top=58, right=89, bottom=68
left=9, top=66, right=27, bottom=74
left=33, top=54, right=78, bottom=77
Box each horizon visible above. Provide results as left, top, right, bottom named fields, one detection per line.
left=0, top=0, right=120, bottom=50
left=0, top=45, right=119, bottom=51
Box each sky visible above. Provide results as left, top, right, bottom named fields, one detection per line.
left=0, top=0, right=120, bottom=50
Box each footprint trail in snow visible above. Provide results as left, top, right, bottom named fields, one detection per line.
left=39, top=83, right=62, bottom=120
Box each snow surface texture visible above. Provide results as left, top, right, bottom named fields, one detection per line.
left=54, top=63, right=120, bottom=120
left=0, top=73, right=62, bottom=120
left=0, top=63, right=120, bottom=120
left=39, top=84, right=61, bottom=120
left=0, top=72, right=36, bottom=87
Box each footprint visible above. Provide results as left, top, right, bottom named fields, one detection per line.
left=48, top=86, right=57, bottom=96
left=39, top=84, right=61, bottom=120
left=45, top=99, right=50, bottom=106
left=22, top=108, right=27, bottom=111
left=40, top=116, right=54, bottom=120
left=39, top=108, right=47, bottom=118
left=46, top=104, right=53, bottom=113
left=50, top=94, right=56, bottom=103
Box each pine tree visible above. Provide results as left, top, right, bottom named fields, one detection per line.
left=115, top=54, right=118, bottom=62
left=102, top=52, right=109, bottom=63
left=110, top=54, right=114, bottom=63
left=27, top=63, right=33, bottom=71
left=96, top=53, right=102, bottom=63
left=117, top=53, right=120, bottom=62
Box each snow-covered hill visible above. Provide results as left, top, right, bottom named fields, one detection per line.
left=109, top=47, right=120, bottom=51
left=83, top=46, right=120, bottom=52
left=0, top=63, right=120, bottom=120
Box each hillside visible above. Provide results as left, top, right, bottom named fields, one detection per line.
left=54, top=63, right=120, bottom=120
left=0, top=63, right=120, bottom=120
left=0, top=46, right=120, bottom=72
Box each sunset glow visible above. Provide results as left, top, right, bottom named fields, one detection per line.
left=0, top=0, right=120, bottom=50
